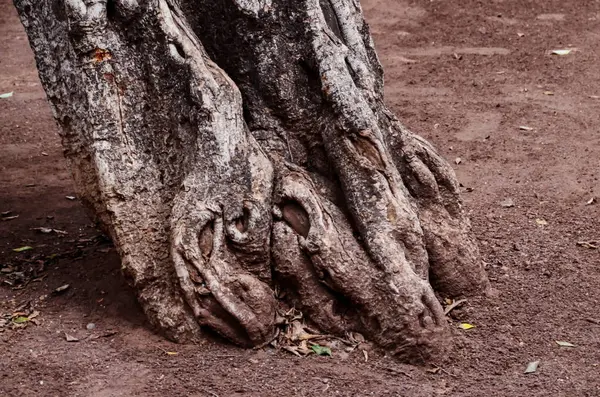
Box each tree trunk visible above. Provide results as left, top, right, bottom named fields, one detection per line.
left=13, top=0, right=489, bottom=360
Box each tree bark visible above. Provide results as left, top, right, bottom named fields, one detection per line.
left=14, top=0, right=489, bottom=360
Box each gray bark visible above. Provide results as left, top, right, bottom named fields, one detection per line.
left=13, top=0, right=489, bottom=360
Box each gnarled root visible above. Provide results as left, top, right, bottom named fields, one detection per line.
left=271, top=164, right=446, bottom=359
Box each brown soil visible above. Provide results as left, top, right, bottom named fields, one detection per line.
left=2, top=0, right=600, bottom=395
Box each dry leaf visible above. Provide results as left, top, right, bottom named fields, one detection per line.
left=13, top=246, right=33, bottom=252
left=0, top=92, right=13, bottom=99
left=166, top=351, right=178, bottom=355
left=586, top=197, right=596, bottom=205
left=65, top=333, right=79, bottom=342
left=551, top=49, right=572, bottom=56
left=535, top=218, right=548, bottom=226
left=32, top=227, right=68, bottom=235
left=543, top=91, right=554, bottom=95
left=500, top=198, right=515, bottom=208
left=519, top=126, right=534, bottom=131
left=555, top=341, right=576, bottom=347
left=576, top=241, right=598, bottom=249
left=283, top=345, right=302, bottom=357
left=524, top=360, right=540, bottom=374
left=54, top=284, right=70, bottom=293
left=454, top=157, right=462, bottom=165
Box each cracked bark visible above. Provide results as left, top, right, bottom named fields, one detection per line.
left=14, top=0, right=489, bottom=360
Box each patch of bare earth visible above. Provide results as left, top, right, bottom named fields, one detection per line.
left=1, top=0, right=599, bottom=396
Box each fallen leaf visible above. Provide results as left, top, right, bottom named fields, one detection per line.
left=1, top=215, right=19, bottom=221
left=577, top=241, right=598, bottom=249
left=543, top=91, right=554, bottom=95
left=458, top=323, right=475, bottom=330
left=0, top=92, right=13, bottom=99
left=551, top=49, right=572, bottom=56
left=65, top=196, right=77, bottom=200
left=524, top=360, right=540, bottom=374
left=535, top=218, right=548, bottom=226
left=13, top=246, right=33, bottom=252
left=349, top=332, right=365, bottom=344
left=166, top=351, right=178, bottom=355
left=283, top=345, right=302, bottom=357
left=500, top=198, right=515, bottom=208
left=362, top=349, right=368, bottom=362
left=54, top=284, right=70, bottom=293
left=586, top=197, right=596, bottom=205
left=519, top=125, right=534, bottom=131
left=65, top=333, right=79, bottom=342
left=426, top=367, right=441, bottom=374
left=32, top=227, right=68, bottom=235
left=517, top=32, right=525, bottom=37
left=41, top=152, right=49, bottom=156
left=90, top=330, right=118, bottom=339
left=12, top=316, right=29, bottom=324
left=33, top=227, right=53, bottom=234
left=454, top=157, right=462, bottom=165
left=589, top=95, right=600, bottom=99
left=555, top=341, right=576, bottom=347
left=310, top=344, right=332, bottom=356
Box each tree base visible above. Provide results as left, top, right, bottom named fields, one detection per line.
left=14, top=0, right=489, bottom=361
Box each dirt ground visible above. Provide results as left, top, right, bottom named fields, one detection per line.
left=2, top=0, right=600, bottom=396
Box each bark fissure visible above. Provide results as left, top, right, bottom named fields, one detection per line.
left=15, top=0, right=489, bottom=361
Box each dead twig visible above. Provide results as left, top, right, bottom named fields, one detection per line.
left=431, top=364, right=457, bottom=378
left=375, top=364, right=413, bottom=378
left=444, top=299, right=467, bottom=315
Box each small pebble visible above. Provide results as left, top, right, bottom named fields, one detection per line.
left=86, top=323, right=96, bottom=330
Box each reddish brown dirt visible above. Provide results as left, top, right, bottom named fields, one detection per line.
left=2, top=0, right=600, bottom=396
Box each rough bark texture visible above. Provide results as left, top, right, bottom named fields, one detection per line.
left=14, top=0, right=489, bottom=360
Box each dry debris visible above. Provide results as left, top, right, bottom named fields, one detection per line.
left=270, top=308, right=363, bottom=358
